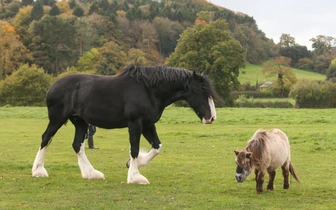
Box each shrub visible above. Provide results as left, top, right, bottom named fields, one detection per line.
left=0, top=64, right=53, bottom=106
left=289, top=79, right=336, bottom=108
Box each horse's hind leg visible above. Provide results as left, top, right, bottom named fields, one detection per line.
left=126, top=125, right=162, bottom=169
left=282, top=162, right=290, bottom=189
left=32, top=120, right=64, bottom=177
left=70, top=117, right=104, bottom=180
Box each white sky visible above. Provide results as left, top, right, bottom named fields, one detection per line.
left=209, top=0, right=336, bottom=49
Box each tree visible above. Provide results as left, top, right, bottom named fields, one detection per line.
left=279, top=45, right=311, bottom=67
left=310, top=35, right=335, bottom=55
left=95, top=41, right=127, bottom=75
left=127, top=48, right=147, bottom=65
left=29, top=15, right=77, bottom=74
left=153, top=17, right=184, bottom=57
left=279, top=33, right=295, bottom=47
left=31, top=0, right=44, bottom=21
left=165, top=19, right=245, bottom=106
left=22, top=0, right=34, bottom=6
left=0, top=64, right=53, bottom=106
left=49, top=4, right=60, bottom=16
left=297, top=57, right=313, bottom=70
left=313, top=55, right=334, bottom=73
left=326, top=58, right=336, bottom=80
left=12, top=5, right=33, bottom=46
left=55, top=0, right=70, bottom=14
left=262, top=56, right=297, bottom=97
left=76, top=48, right=99, bottom=72
left=233, top=23, right=267, bottom=64
left=73, top=6, right=84, bottom=17
left=0, top=20, right=32, bottom=79
left=0, top=0, right=21, bottom=19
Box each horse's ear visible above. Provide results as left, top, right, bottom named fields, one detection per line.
left=246, top=152, right=253, bottom=159
left=234, top=150, right=239, bottom=156
left=201, top=71, right=207, bottom=76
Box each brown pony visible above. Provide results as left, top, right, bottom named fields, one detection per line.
left=234, top=128, right=300, bottom=194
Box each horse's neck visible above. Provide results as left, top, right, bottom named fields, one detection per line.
left=154, top=82, right=187, bottom=107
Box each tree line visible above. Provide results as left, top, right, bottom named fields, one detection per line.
left=1, top=0, right=336, bottom=107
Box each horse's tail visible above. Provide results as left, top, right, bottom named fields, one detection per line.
left=289, top=161, right=301, bottom=184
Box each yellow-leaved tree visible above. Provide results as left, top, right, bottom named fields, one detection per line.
left=0, top=20, right=32, bottom=79
left=262, top=56, right=297, bottom=97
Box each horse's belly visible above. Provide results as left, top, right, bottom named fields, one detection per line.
left=269, top=150, right=289, bottom=170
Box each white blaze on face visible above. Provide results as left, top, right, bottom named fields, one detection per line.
left=209, top=97, right=216, bottom=121
left=202, top=97, right=216, bottom=124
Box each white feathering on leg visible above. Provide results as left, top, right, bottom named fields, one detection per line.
left=77, top=143, right=105, bottom=179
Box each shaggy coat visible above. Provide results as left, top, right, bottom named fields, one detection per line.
left=234, top=128, right=300, bottom=194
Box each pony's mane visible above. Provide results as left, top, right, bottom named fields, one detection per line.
left=246, top=129, right=269, bottom=163
left=119, top=66, right=218, bottom=100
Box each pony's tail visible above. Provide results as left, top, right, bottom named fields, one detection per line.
left=289, top=161, right=301, bottom=184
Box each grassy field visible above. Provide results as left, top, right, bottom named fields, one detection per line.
left=1, top=106, right=336, bottom=209
left=239, top=63, right=326, bottom=84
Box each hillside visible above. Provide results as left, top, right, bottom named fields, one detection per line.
left=239, top=64, right=326, bottom=85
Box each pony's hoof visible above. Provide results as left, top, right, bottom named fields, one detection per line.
left=32, top=166, right=49, bottom=177
left=128, top=174, right=150, bottom=184
left=126, top=159, right=130, bottom=168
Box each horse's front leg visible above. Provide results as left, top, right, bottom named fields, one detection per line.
left=256, top=170, right=266, bottom=194
left=126, top=125, right=162, bottom=169
left=267, top=170, right=276, bottom=190
left=127, top=119, right=150, bottom=184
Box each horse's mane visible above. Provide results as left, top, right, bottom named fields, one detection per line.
left=246, top=129, right=269, bottom=164
left=119, top=66, right=218, bottom=100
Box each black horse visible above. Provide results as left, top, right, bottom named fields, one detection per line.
left=32, top=66, right=218, bottom=184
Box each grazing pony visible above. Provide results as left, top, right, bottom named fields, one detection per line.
left=32, top=66, right=217, bottom=184
left=234, top=129, right=300, bottom=194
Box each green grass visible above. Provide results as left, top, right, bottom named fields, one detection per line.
left=239, top=63, right=326, bottom=84
left=1, top=106, right=336, bottom=209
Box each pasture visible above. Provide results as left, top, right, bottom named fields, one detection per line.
left=239, top=63, right=326, bottom=84
left=1, top=106, right=336, bottom=209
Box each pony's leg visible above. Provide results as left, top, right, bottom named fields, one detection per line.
left=256, top=170, right=265, bottom=194
left=126, top=125, right=162, bottom=168
left=70, top=118, right=104, bottom=180
left=127, top=119, right=149, bottom=184
left=254, top=169, right=259, bottom=181
left=266, top=170, right=276, bottom=190
left=32, top=120, right=63, bottom=177
left=282, top=163, right=290, bottom=189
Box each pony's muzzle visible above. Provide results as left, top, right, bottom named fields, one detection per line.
left=235, top=174, right=244, bottom=183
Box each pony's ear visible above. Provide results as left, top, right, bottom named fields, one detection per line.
left=246, top=152, right=253, bottom=159
left=234, top=150, right=239, bottom=156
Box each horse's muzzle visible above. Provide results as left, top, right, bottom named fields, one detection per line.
left=202, top=116, right=216, bottom=124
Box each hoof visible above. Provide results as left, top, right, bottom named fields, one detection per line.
left=128, top=174, right=150, bottom=184
left=82, top=169, right=105, bottom=180
left=266, top=186, right=274, bottom=190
